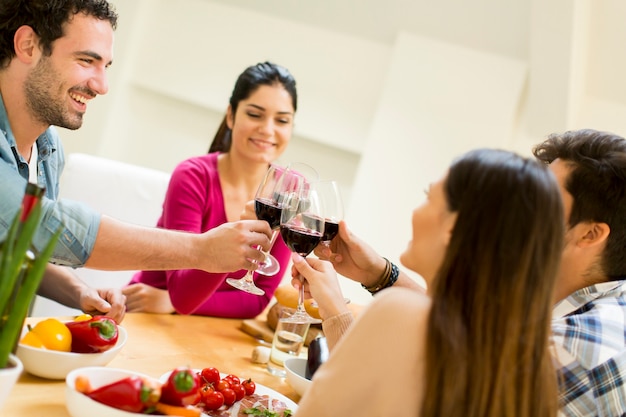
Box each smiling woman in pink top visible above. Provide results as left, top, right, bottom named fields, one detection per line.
left=123, top=62, right=296, bottom=318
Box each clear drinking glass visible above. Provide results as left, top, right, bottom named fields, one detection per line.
left=267, top=307, right=310, bottom=377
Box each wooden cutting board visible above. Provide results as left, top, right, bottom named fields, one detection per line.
left=240, top=319, right=275, bottom=344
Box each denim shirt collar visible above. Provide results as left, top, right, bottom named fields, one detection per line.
left=0, top=93, right=57, bottom=165
left=0, top=93, right=61, bottom=199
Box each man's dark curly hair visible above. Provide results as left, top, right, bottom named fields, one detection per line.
left=0, top=0, right=118, bottom=69
left=533, top=129, right=626, bottom=280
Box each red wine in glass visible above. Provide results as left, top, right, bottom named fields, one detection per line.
left=315, top=180, right=344, bottom=249
left=302, top=214, right=338, bottom=242
left=255, top=198, right=283, bottom=230
left=321, top=220, right=339, bottom=242
left=280, top=225, right=323, bottom=256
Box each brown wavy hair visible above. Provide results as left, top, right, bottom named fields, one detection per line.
left=420, top=149, right=563, bottom=417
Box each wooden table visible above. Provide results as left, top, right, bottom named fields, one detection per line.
left=3, top=313, right=301, bottom=417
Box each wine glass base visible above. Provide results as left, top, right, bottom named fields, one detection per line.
left=266, top=363, right=287, bottom=377
left=289, top=309, right=322, bottom=325
left=225, top=278, right=265, bottom=296
left=254, top=253, right=280, bottom=276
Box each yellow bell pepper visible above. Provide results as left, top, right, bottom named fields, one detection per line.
left=74, top=314, right=93, bottom=322
left=20, top=318, right=72, bottom=352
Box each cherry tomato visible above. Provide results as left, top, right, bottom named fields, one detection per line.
left=200, top=385, right=214, bottom=402
left=200, top=367, right=221, bottom=387
left=216, top=379, right=230, bottom=392
left=221, top=388, right=236, bottom=406
left=242, top=378, right=256, bottom=396
left=224, top=374, right=240, bottom=385
left=231, top=383, right=245, bottom=401
left=203, top=390, right=224, bottom=411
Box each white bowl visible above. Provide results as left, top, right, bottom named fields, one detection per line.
left=284, top=357, right=312, bottom=397
left=16, top=325, right=127, bottom=380
left=66, top=366, right=154, bottom=417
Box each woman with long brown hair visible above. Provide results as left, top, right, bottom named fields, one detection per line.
left=292, top=148, right=563, bottom=416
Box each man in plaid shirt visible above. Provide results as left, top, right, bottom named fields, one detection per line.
left=552, top=282, right=626, bottom=416
left=532, top=129, right=626, bottom=416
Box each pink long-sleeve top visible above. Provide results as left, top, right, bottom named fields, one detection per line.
left=128, top=153, right=290, bottom=318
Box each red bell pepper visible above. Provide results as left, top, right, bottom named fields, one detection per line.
left=65, top=315, right=119, bottom=353
left=160, top=367, right=201, bottom=406
left=86, top=375, right=161, bottom=413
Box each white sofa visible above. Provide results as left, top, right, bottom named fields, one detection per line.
left=30, top=153, right=171, bottom=317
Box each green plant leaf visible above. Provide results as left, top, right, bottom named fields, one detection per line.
left=0, top=201, right=61, bottom=369
left=0, top=227, right=62, bottom=368
left=0, top=208, right=23, bottom=314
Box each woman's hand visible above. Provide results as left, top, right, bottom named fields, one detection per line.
left=290, top=253, right=349, bottom=320
left=122, top=284, right=175, bottom=314
left=313, top=221, right=387, bottom=288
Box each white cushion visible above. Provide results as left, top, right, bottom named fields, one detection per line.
left=30, top=153, right=171, bottom=317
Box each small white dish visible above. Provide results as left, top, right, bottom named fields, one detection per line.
left=284, top=357, right=311, bottom=397
left=16, top=325, right=127, bottom=380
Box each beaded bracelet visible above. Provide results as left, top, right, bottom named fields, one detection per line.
left=362, top=257, right=400, bottom=295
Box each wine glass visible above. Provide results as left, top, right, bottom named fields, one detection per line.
left=251, top=162, right=318, bottom=274
left=310, top=180, right=350, bottom=307
left=226, top=163, right=318, bottom=295
left=280, top=180, right=324, bottom=324
left=316, top=180, right=344, bottom=249
left=226, top=164, right=287, bottom=295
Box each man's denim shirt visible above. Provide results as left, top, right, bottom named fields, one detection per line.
left=0, top=94, right=100, bottom=266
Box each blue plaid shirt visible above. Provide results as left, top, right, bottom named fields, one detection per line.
left=553, top=280, right=626, bottom=417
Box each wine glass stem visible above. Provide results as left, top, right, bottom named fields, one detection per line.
left=243, top=269, right=255, bottom=283
left=297, top=273, right=307, bottom=314
left=258, top=229, right=280, bottom=260
left=270, top=229, right=280, bottom=247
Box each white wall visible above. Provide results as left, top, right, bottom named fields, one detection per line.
left=59, top=0, right=626, bottom=305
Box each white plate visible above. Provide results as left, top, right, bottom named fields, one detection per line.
left=159, top=369, right=298, bottom=415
